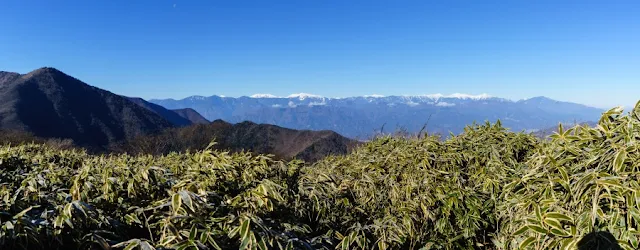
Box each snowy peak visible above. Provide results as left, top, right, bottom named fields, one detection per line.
left=363, top=94, right=386, bottom=98
left=149, top=93, right=605, bottom=140
left=250, top=94, right=279, bottom=98
left=207, top=93, right=493, bottom=101
left=408, top=93, right=492, bottom=100
left=287, top=93, right=323, bottom=100
left=446, top=93, right=492, bottom=100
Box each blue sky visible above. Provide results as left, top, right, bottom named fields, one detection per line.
left=1, top=1, right=639, bottom=109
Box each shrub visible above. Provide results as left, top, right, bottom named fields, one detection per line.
left=0, top=143, right=307, bottom=249
left=294, top=121, right=538, bottom=249
left=496, top=103, right=640, bottom=249
left=8, top=103, right=640, bottom=249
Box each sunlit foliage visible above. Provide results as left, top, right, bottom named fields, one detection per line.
left=497, top=102, right=640, bottom=249
left=4, top=102, right=640, bottom=249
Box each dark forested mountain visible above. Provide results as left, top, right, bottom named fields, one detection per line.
left=209, top=120, right=358, bottom=162
left=0, top=67, right=174, bottom=148
left=150, top=94, right=605, bottom=139
left=116, top=119, right=359, bottom=162
left=0, top=71, right=21, bottom=84
left=171, top=108, right=209, bottom=124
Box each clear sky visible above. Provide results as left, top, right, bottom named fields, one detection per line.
left=1, top=1, right=639, bottom=109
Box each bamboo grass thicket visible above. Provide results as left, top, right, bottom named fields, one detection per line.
left=2, top=102, right=640, bottom=249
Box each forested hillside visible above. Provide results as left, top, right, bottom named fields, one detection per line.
left=0, top=68, right=174, bottom=149
left=1, top=103, right=638, bottom=249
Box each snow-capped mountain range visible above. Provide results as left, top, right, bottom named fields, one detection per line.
left=149, top=93, right=604, bottom=139
left=248, top=93, right=494, bottom=101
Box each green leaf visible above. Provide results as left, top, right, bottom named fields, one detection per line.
left=544, top=218, right=563, bottom=231
left=172, top=193, right=182, bottom=213
left=13, top=206, right=35, bottom=219
left=613, top=149, right=628, bottom=172
left=519, top=236, right=536, bottom=249
left=189, top=225, right=197, bottom=241
left=178, top=190, right=195, bottom=213
left=514, top=225, right=529, bottom=235
left=544, top=212, right=572, bottom=222
left=340, top=237, right=351, bottom=250
left=124, top=241, right=140, bottom=250
left=558, top=167, right=569, bottom=182
left=550, top=228, right=570, bottom=237
left=239, top=218, right=251, bottom=249
left=561, top=238, right=575, bottom=249
left=527, top=224, right=548, bottom=234
left=258, top=238, right=269, bottom=250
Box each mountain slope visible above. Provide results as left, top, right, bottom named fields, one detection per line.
left=126, top=97, right=193, bottom=126
left=150, top=94, right=604, bottom=138
left=0, top=71, right=21, bottom=85
left=214, top=120, right=359, bottom=161
left=172, top=108, right=209, bottom=124
left=0, top=67, right=174, bottom=148
left=116, top=119, right=359, bottom=162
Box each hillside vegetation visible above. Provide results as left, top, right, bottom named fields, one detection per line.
left=109, top=120, right=358, bottom=162
left=2, top=103, right=640, bottom=249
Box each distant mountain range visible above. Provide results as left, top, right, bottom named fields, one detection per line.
left=0, top=67, right=355, bottom=161
left=150, top=93, right=605, bottom=139
left=0, top=66, right=609, bottom=160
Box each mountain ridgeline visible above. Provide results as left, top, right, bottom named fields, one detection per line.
left=171, top=108, right=210, bottom=124
left=113, top=119, right=359, bottom=162
left=150, top=94, right=604, bottom=139
left=0, top=67, right=356, bottom=161
left=0, top=67, right=606, bottom=160
left=0, top=67, right=174, bottom=149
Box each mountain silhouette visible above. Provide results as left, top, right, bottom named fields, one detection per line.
left=115, top=119, right=359, bottom=162
left=126, top=97, right=193, bottom=126
left=1, top=67, right=355, bottom=160
left=0, top=67, right=174, bottom=149
left=211, top=120, right=359, bottom=162
left=171, top=108, right=209, bottom=124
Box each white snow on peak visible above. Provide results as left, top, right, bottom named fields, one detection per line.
left=250, top=94, right=279, bottom=98
left=233, top=93, right=493, bottom=100
left=287, top=93, right=323, bottom=99
left=422, top=93, right=444, bottom=99
left=446, top=93, right=492, bottom=100
left=364, top=94, right=385, bottom=98
left=400, top=93, right=491, bottom=100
